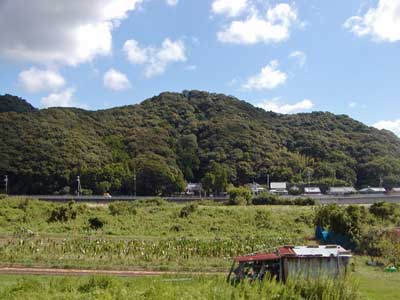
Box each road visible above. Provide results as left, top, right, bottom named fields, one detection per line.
left=16, top=194, right=400, bottom=205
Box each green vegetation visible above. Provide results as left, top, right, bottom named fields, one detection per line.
left=228, top=186, right=252, bottom=205
left=0, top=197, right=311, bottom=271
left=252, top=193, right=316, bottom=206
left=0, top=94, right=36, bottom=113
left=1, top=91, right=400, bottom=195
left=314, top=203, right=400, bottom=265
left=0, top=198, right=399, bottom=299
left=0, top=275, right=361, bottom=300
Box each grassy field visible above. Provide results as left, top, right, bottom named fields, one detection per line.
left=355, top=258, right=400, bottom=300
left=1, top=197, right=399, bottom=299
left=0, top=274, right=362, bottom=300
left=0, top=260, right=398, bottom=300
left=0, top=198, right=313, bottom=271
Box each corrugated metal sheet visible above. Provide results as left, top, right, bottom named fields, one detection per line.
left=292, top=245, right=351, bottom=257
left=278, top=246, right=296, bottom=256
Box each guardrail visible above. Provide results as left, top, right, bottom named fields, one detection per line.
left=19, top=195, right=229, bottom=203
left=6, top=194, right=400, bottom=204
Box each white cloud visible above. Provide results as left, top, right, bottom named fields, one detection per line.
left=349, top=102, right=357, bottom=108
left=40, top=89, right=86, bottom=108
left=166, top=0, right=178, bottom=7
left=344, top=0, right=400, bottom=42
left=123, top=40, right=148, bottom=64
left=243, top=60, right=287, bottom=90
left=257, top=98, right=314, bottom=114
left=103, top=68, right=131, bottom=91
left=123, top=38, right=187, bottom=78
left=211, top=0, right=248, bottom=17
left=18, top=67, right=65, bottom=93
left=373, top=119, right=400, bottom=136
left=0, top=0, right=142, bottom=65
left=217, top=3, right=298, bottom=44
left=289, top=50, right=306, bottom=67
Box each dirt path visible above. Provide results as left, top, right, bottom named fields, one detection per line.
left=0, top=267, right=222, bottom=277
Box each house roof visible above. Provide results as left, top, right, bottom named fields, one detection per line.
left=270, top=182, right=287, bottom=189
left=328, top=187, right=356, bottom=193
left=235, top=245, right=351, bottom=263
left=290, top=245, right=351, bottom=257
left=392, top=188, right=400, bottom=192
left=186, top=183, right=202, bottom=190
left=360, top=187, right=386, bottom=193
left=304, top=187, right=321, bottom=193
left=235, top=253, right=280, bottom=262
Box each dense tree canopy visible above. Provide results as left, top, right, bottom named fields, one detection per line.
left=1, top=90, right=400, bottom=195
left=0, top=94, right=36, bottom=113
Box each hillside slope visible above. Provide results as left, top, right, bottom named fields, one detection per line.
left=0, top=94, right=36, bottom=113
left=1, top=90, right=399, bottom=195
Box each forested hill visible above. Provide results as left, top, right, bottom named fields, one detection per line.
left=0, top=94, right=36, bottom=113
left=1, top=90, right=400, bottom=195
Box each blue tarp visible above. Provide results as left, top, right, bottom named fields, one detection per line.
left=315, top=226, right=354, bottom=249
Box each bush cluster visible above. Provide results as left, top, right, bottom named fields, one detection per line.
left=88, top=217, right=105, bottom=230
left=252, top=193, right=315, bottom=206
left=227, top=187, right=252, bottom=206
left=48, top=201, right=78, bottom=223
left=179, top=203, right=198, bottom=218
left=109, top=202, right=137, bottom=216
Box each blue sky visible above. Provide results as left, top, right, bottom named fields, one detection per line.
left=0, top=0, right=400, bottom=135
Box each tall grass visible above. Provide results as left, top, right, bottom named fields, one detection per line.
left=0, top=275, right=361, bottom=300
left=0, top=197, right=312, bottom=271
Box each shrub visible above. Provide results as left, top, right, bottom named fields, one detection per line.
left=88, top=217, right=105, bottom=230
left=252, top=194, right=316, bottom=206
left=133, top=197, right=168, bottom=207
left=170, top=224, right=183, bottom=232
left=289, top=188, right=302, bottom=196
left=48, top=201, right=77, bottom=222
left=109, top=202, right=137, bottom=216
left=81, top=188, right=93, bottom=196
left=228, top=187, right=252, bottom=205
left=314, top=204, right=368, bottom=250
left=229, top=196, right=247, bottom=206
left=0, top=194, right=7, bottom=199
left=60, top=186, right=70, bottom=195
left=369, top=202, right=400, bottom=222
left=179, top=203, right=198, bottom=218
left=252, top=193, right=284, bottom=205
left=293, top=197, right=316, bottom=206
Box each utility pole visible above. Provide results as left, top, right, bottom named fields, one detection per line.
left=379, top=175, right=383, bottom=188
left=307, top=169, right=313, bottom=187
left=267, top=174, right=270, bottom=190
left=76, top=176, right=81, bottom=196
left=133, top=168, right=137, bottom=198
left=4, top=175, right=8, bottom=195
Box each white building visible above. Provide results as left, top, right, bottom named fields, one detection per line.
left=391, top=188, right=400, bottom=194
left=250, top=182, right=266, bottom=195
left=270, top=182, right=288, bottom=195
left=327, top=187, right=357, bottom=196
left=359, top=187, right=386, bottom=194
left=185, top=183, right=203, bottom=195
left=304, top=187, right=322, bottom=195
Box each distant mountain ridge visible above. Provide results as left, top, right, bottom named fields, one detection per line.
left=1, top=90, right=399, bottom=195
left=0, top=94, right=36, bottom=113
